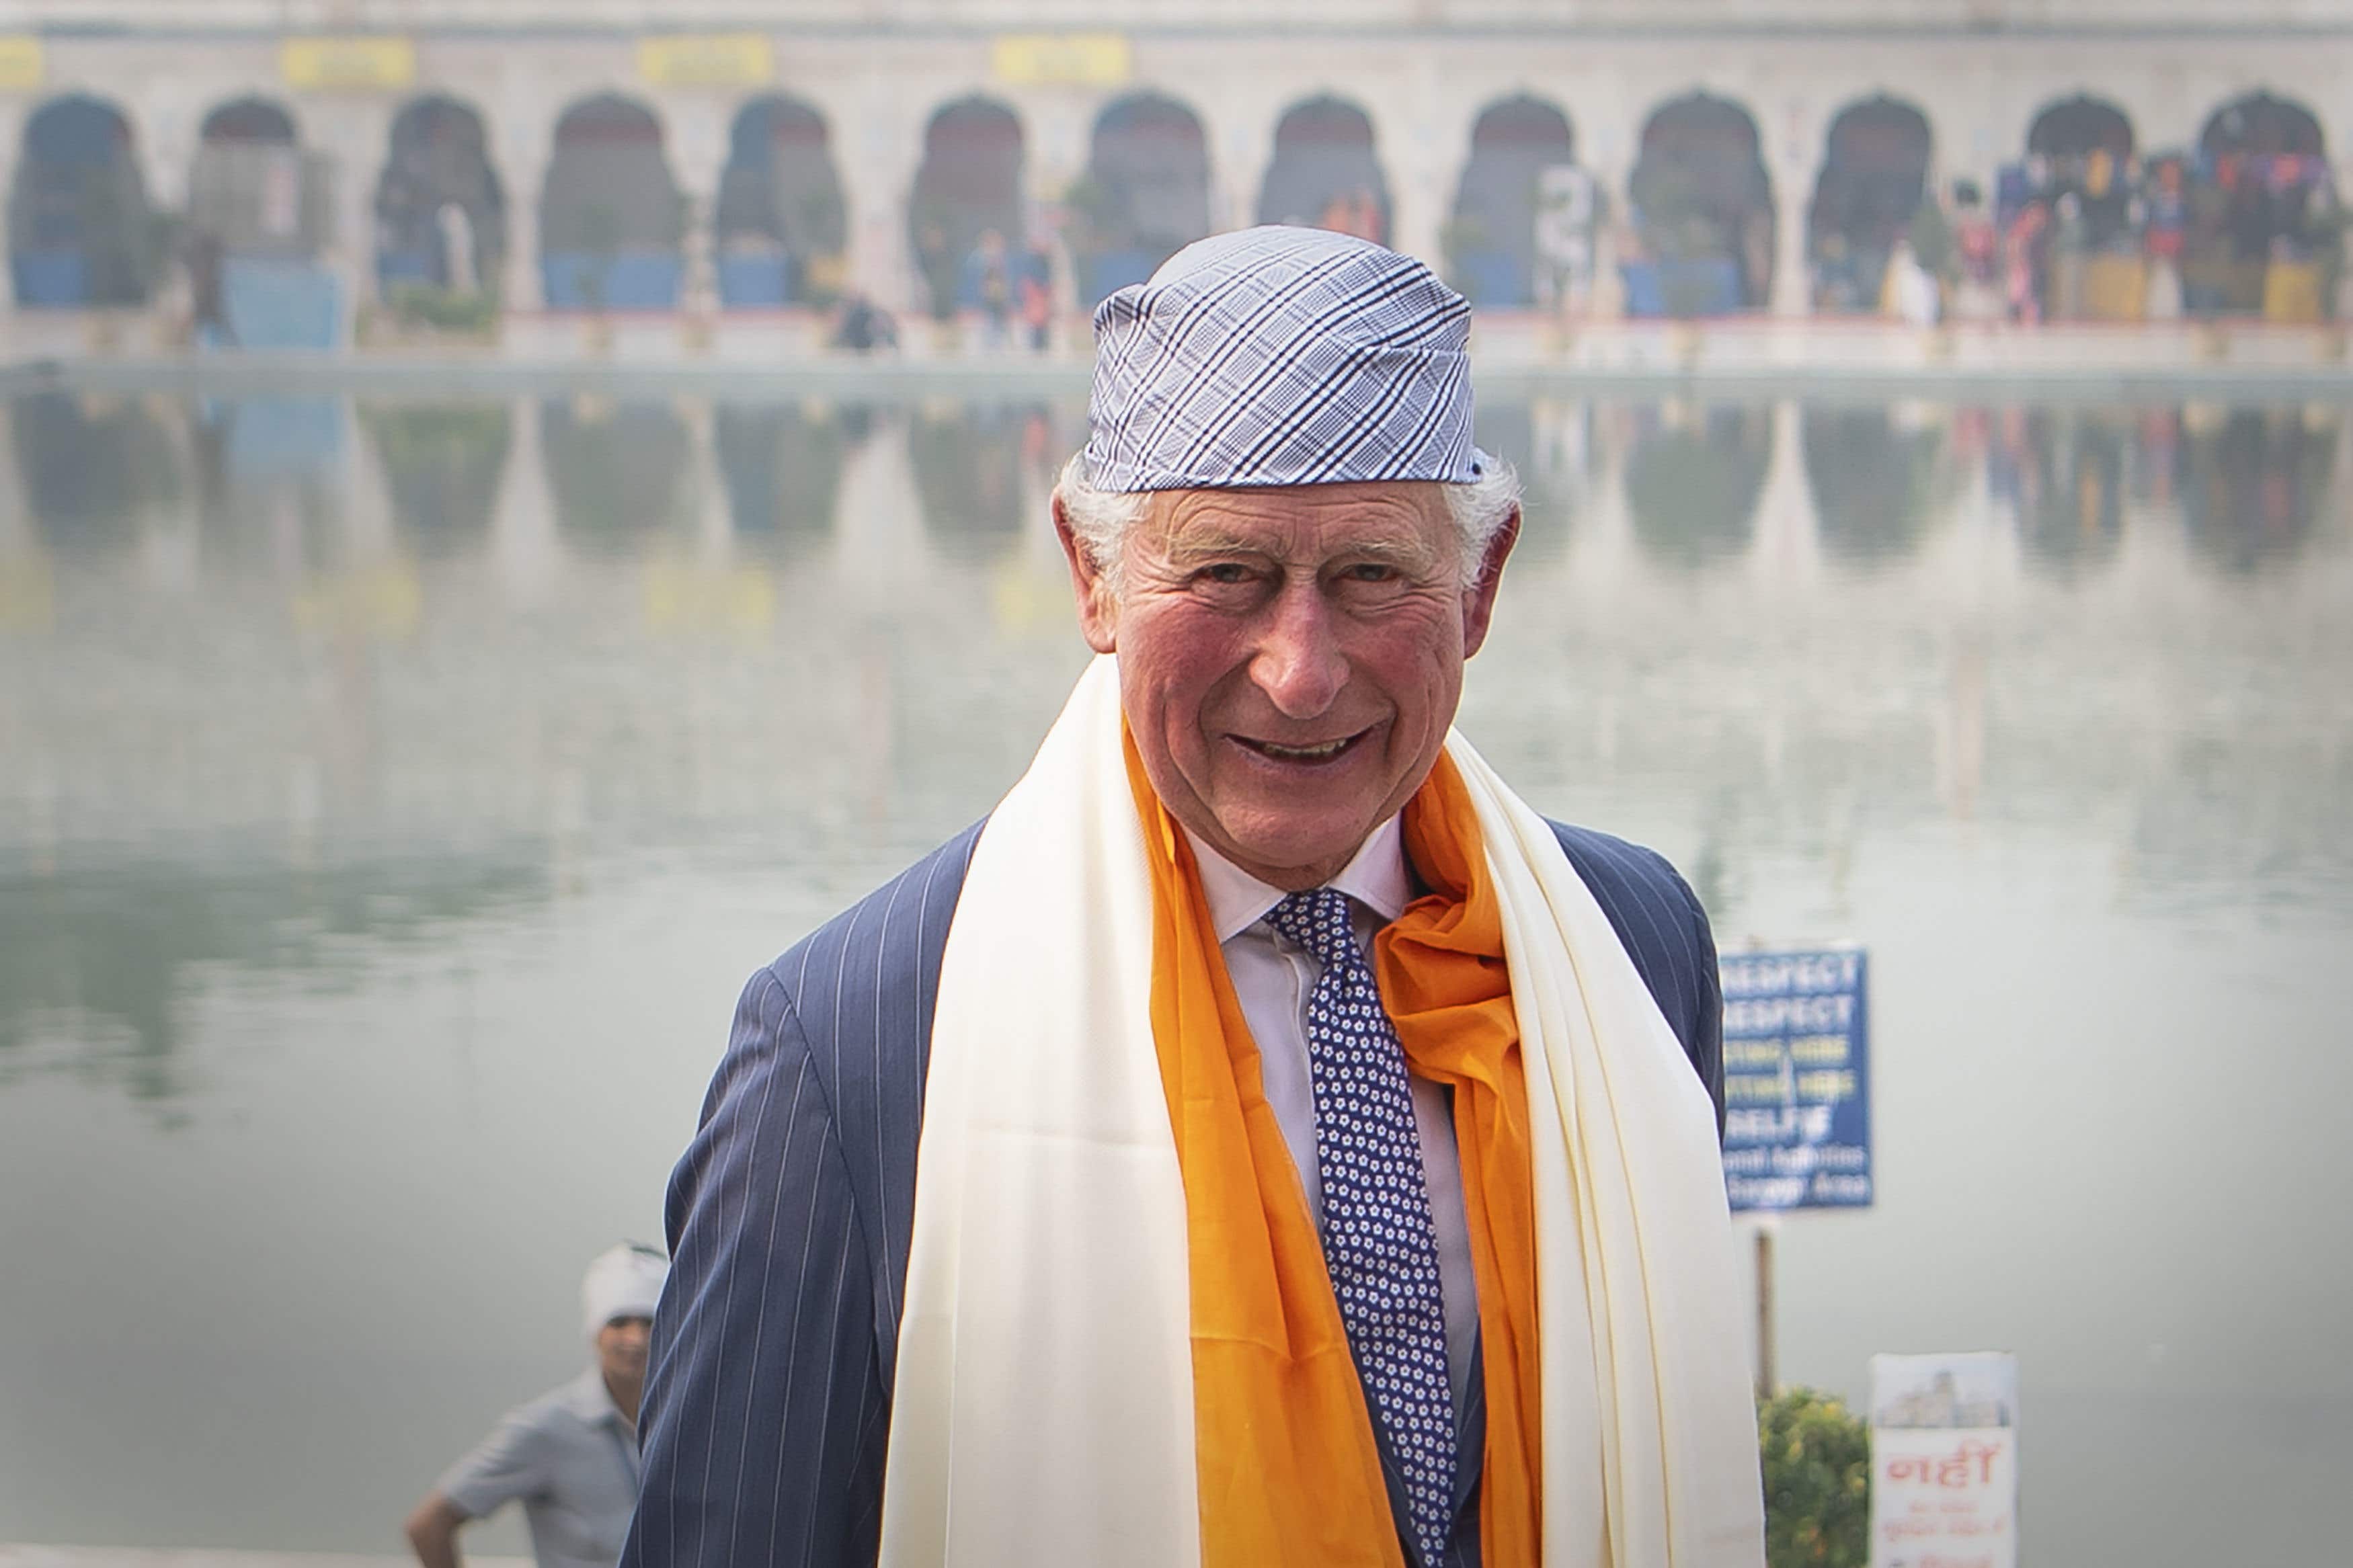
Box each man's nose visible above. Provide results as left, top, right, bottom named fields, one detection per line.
left=1248, top=580, right=1347, bottom=719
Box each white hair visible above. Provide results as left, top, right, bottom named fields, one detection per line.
left=1053, top=452, right=1521, bottom=592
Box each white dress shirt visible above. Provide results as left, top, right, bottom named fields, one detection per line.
left=1182, top=817, right=1479, bottom=1409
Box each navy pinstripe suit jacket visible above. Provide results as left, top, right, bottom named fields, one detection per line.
left=623, top=818, right=1723, bottom=1568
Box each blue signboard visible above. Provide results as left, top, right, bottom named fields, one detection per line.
left=1718, top=947, right=1872, bottom=1212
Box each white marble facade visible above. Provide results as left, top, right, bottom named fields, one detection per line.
left=1, top=7, right=2348, bottom=317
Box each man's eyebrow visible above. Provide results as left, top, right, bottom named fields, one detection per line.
left=1158, top=528, right=1267, bottom=561
left=1158, top=530, right=1442, bottom=569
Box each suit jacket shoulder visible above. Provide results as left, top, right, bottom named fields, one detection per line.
left=624, top=823, right=982, bottom=1568
left=750, top=821, right=985, bottom=1348
left=1546, top=820, right=1726, bottom=1135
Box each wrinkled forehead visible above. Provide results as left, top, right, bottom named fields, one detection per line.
left=1143, top=481, right=1455, bottom=566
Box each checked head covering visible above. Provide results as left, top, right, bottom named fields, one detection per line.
left=1084, top=225, right=1483, bottom=493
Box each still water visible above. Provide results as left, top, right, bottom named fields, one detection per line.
left=1, top=386, right=2347, bottom=1563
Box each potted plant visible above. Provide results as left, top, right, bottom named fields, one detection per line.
left=1758, top=1387, right=1871, bottom=1568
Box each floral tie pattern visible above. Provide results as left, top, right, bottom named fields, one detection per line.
left=1266, top=888, right=1458, bottom=1565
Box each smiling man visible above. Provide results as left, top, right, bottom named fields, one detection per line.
left=625, top=227, right=1763, bottom=1568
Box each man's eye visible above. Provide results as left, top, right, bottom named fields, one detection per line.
left=1341, top=563, right=1400, bottom=583
left=1200, top=563, right=1253, bottom=584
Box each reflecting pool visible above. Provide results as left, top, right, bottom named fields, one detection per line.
left=1, top=387, right=2346, bottom=1563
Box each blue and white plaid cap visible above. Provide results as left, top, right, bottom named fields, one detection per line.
left=1084, top=226, right=1482, bottom=492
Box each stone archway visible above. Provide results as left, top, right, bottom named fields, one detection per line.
left=1447, top=94, right=1578, bottom=308
left=1627, top=92, right=1774, bottom=315
left=374, top=95, right=505, bottom=296
left=2007, top=95, right=2143, bottom=319
left=2201, top=91, right=2325, bottom=157
left=2026, top=95, right=2135, bottom=161
left=541, top=93, right=684, bottom=311
left=1072, top=91, right=1211, bottom=308
left=7, top=95, right=158, bottom=307
left=908, top=95, right=1026, bottom=323
left=1256, top=95, right=1390, bottom=245
left=716, top=95, right=847, bottom=308
left=2185, top=90, right=2336, bottom=319
left=1807, top=95, right=1933, bottom=314
left=191, top=95, right=322, bottom=261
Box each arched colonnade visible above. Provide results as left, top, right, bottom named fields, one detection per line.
left=3, top=61, right=2342, bottom=324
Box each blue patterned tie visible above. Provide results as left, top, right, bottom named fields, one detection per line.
left=1266, top=888, right=1458, bottom=1565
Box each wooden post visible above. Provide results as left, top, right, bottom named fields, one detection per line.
left=1755, top=1225, right=1777, bottom=1401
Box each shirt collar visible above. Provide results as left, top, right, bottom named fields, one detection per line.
left=561, top=1366, right=629, bottom=1428
left=1183, top=815, right=1413, bottom=944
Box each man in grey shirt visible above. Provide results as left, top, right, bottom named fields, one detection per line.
left=405, top=1243, right=666, bottom=1568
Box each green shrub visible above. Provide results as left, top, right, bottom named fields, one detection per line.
left=385, top=282, right=501, bottom=336
left=1759, top=1387, right=1871, bottom=1568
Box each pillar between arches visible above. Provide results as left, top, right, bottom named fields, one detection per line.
left=1771, top=156, right=1812, bottom=319
left=844, top=101, right=922, bottom=319
left=1219, top=126, right=1272, bottom=236
left=494, top=114, right=554, bottom=313
left=1362, top=67, right=1446, bottom=273
left=0, top=97, right=24, bottom=311
left=1765, top=89, right=1824, bottom=321
left=656, top=95, right=729, bottom=321
left=304, top=96, right=396, bottom=333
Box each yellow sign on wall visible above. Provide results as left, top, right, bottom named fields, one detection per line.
left=281, top=36, right=417, bottom=91
left=992, top=34, right=1132, bottom=87
left=637, top=34, right=774, bottom=88
left=0, top=35, right=44, bottom=92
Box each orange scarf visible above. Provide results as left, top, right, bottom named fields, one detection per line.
left=1126, top=738, right=1542, bottom=1567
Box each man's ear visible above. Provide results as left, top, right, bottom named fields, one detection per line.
left=1052, top=493, right=1119, bottom=654
left=1461, top=505, right=1520, bottom=658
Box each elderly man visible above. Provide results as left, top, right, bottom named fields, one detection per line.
left=625, top=227, right=1762, bottom=1568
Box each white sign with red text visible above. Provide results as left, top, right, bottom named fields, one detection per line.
left=1867, top=1352, right=2019, bottom=1568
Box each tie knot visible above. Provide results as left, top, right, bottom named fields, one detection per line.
left=1265, top=888, right=1361, bottom=969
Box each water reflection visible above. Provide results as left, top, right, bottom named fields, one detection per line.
left=14, top=390, right=184, bottom=551
left=1993, top=407, right=2131, bottom=577
left=541, top=397, right=690, bottom=544
left=1, top=384, right=2346, bottom=1566
left=2178, top=405, right=2339, bottom=574
left=715, top=401, right=859, bottom=556
left=8, top=389, right=2341, bottom=585
left=1623, top=402, right=1769, bottom=567
left=190, top=397, right=349, bottom=574
left=1474, top=397, right=1594, bottom=553
left=908, top=403, right=1045, bottom=561
left=0, top=854, right=547, bottom=1108
left=362, top=403, right=512, bottom=553
left=1802, top=406, right=1953, bottom=564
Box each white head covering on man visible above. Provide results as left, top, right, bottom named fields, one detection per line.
left=581, top=1242, right=667, bottom=1342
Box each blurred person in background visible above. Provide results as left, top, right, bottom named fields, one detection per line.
left=404, top=1243, right=668, bottom=1568
left=830, top=290, right=898, bottom=354
left=182, top=226, right=235, bottom=348
left=971, top=228, right=1012, bottom=347
left=1019, top=239, right=1054, bottom=352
